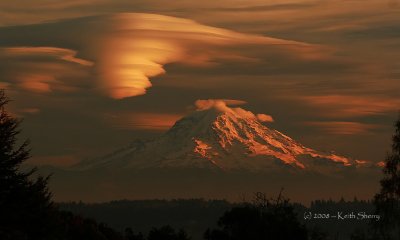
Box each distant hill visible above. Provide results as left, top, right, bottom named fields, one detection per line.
left=58, top=198, right=374, bottom=240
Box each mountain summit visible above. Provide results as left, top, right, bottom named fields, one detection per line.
left=79, top=99, right=357, bottom=173
left=50, top=100, right=380, bottom=202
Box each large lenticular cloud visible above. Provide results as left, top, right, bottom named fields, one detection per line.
left=94, top=13, right=322, bottom=99
left=0, top=13, right=324, bottom=99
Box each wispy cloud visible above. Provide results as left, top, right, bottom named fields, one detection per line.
left=2, top=47, right=93, bottom=66
left=305, top=121, right=381, bottom=135
left=256, top=114, right=274, bottom=123
left=105, top=112, right=183, bottom=130
left=0, top=46, right=93, bottom=93
left=301, top=95, right=400, bottom=118
left=29, top=154, right=80, bottom=167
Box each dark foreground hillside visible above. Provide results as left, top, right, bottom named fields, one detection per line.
left=59, top=198, right=373, bottom=240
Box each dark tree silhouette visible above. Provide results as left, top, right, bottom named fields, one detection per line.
left=147, top=225, right=191, bottom=240
left=373, top=114, right=400, bottom=239
left=125, top=227, right=145, bottom=240
left=53, top=210, right=127, bottom=240
left=204, top=191, right=308, bottom=240
left=0, top=89, right=57, bottom=239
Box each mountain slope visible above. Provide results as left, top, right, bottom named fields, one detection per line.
left=77, top=100, right=357, bottom=173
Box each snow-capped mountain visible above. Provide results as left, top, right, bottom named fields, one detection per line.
left=77, top=100, right=358, bottom=173
left=47, top=100, right=380, bottom=202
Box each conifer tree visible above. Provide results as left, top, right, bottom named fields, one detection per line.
left=0, top=89, right=55, bottom=239
left=374, top=115, right=400, bottom=239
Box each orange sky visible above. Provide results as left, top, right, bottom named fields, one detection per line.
left=0, top=0, right=399, bottom=167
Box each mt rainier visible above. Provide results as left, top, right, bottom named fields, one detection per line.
left=45, top=100, right=380, bottom=202
left=77, top=99, right=361, bottom=173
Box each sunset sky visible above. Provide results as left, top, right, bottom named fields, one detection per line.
left=1, top=0, right=399, bottom=167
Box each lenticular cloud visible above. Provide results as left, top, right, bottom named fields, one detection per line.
left=195, top=99, right=274, bottom=123
left=0, top=13, right=322, bottom=99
